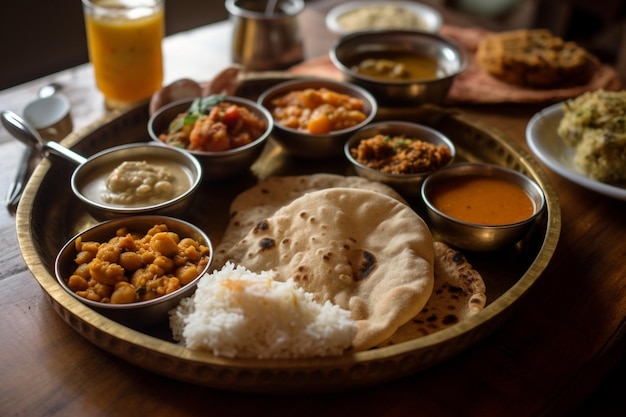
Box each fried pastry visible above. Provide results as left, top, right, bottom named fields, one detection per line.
left=476, top=29, right=595, bottom=89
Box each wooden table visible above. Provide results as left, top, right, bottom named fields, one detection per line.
left=1, top=1, right=625, bottom=416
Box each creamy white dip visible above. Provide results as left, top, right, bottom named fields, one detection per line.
left=79, top=159, right=192, bottom=208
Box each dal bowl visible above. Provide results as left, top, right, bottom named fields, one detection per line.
left=345, top=121, right=455, bottom=199
left=71, top=143, right=202, bottom=221
left=421, top=163, right=546, bottom=252
left=54, top=215, right=213, bottom=328
left=257, top=78, right=377, bottom=159
left=148, top=96, right=273, bottom=181
left=329, top=30, right=469, bottom=107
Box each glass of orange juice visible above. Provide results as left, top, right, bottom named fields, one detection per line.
left=82, top=0, right=164, bottom=109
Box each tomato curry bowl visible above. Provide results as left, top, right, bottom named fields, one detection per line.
left=148, top=95, right=273, bottom=181
left=421, top=163, right=546, bottom=252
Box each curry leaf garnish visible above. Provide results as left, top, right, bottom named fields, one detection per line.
left=189, top=94, right=227, bottom=115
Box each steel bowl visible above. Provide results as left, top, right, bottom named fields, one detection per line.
left=71, top=143, right=203, bottom=221
left=325, top=1, right=442, bottom=35
left=148, top=96, right=273, bottom=180
left=257, top=78, right=378, bottom=159
left=345, top=121, right=455, bottom=200
left=421, top=163, right=546, bottom=252
left=54, top=215, right=213, bottom=328
left=329, top=30, right=469, bottom=107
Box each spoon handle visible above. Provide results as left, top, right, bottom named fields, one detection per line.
left=5, top=146, right=33, bottom=210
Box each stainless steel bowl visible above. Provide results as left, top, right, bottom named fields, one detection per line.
left=257, top=78, right=378, bottom=159
left=54, top=215, right=213, bottom=328
left=71, top=143, right=203, bottom=221
left=421, top=163, right=546, bottom=252
left=329, top=30, right=469, bottom=107
left=345, top=121, right=455, bottom=199
left=148, top=96, right=273, bottom=180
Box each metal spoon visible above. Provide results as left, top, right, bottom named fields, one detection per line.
left=1, top=110, right=86, bottom=165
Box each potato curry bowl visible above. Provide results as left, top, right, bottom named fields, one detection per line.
left=148, top=95, right=273, bottom=181
left=257, top=78, right=377, bottom=159
left=55, top=215, right=213, bottom=328
left=345, top=121, right=455, bottom=199
left=421, top=163, right=546, bottom=252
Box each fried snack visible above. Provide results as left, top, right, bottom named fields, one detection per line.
left=475, top=29, right=595, bottom=89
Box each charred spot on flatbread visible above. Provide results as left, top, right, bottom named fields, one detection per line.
left=350, top=249, right=377, bottom=281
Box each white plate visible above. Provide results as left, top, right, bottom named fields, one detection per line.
left=325, top=1, right=442, bottom=35
left=526, top=103, right=626, bottom=201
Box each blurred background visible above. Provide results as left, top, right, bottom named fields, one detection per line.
left=0, top=0, right=624, bottom=91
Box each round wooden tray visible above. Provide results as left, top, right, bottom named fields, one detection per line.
left=17, top=84, right=560, bottom=393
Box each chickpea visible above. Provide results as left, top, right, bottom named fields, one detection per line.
left=75, top=249, right=96, bottom=265
left=73, top=262, right=91, bottom=279
left=110, top=282, right=137, bottom=304
left=150, top=232, right=179, bottom=257
left=68, top=274, right=89, bottom=291
left=176, top=264, right=200, bottom=285
left=153, top=255, right=175, bottom=273
left=119, top=251, right=143, bottom=271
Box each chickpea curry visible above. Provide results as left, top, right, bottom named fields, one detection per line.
left=158, top=95, right=268, bottom=152
left=351, top=134, right=452, bottom=174
left=268, top=87, right=368, bottom=134
left=66, top=223, right=211, bottom=304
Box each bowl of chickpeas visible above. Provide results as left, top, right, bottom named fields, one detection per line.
left=148, top=95, right=273, bottom=181
left=257, top=78, right=378, bottom=159
left=54, top=215, right=213, bottom=328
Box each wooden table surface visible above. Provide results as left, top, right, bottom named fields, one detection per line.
left=1, top=1, right=625, bottom=416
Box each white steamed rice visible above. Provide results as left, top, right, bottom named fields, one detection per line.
left=169, top=262, right=357, bottom=359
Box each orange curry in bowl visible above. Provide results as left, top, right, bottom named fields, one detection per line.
left=267, top=87, right=367, bottom=134
left=428, top=175, right=535, bottom=225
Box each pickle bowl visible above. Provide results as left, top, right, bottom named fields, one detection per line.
left=148, top=96, right=273, bottom=181
left=257, top=78, right=378, bottom=159
left=344, top=121, right=455, bottom=200
left=54, top=215, right=213, bottom=328
left=421, top=163, right=546, bottom=252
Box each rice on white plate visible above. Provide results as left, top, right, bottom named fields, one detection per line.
left=170, top=262, right=357, bottom=359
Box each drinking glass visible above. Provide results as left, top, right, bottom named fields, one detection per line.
left=82, top=0, right=164, bottom=109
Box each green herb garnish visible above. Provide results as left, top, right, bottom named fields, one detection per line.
left=188, top=94, right=227, bottom=115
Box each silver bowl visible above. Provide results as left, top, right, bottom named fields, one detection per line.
left=325, top=1, right=442, bottom=35
left=345, top=121, right=455, bottom=199
left=55, top=215, right=213, bottom=328
left=148, top=96, right=273, bottom=181
left=71, top=143, right=202, bottom=221
left=421, top=163, right=546, bottom=252
left=329, top=30, right=468, bottom=107
left=257, top=78, right=377, bottom=159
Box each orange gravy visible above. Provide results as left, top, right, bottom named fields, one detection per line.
left=429, top=175, right=535, bottom=225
